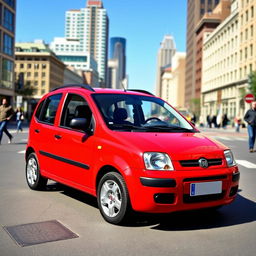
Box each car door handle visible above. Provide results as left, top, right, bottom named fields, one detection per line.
left=35, top=129, right=40, bottom=133
left=54, top=134, right=62, bottom=139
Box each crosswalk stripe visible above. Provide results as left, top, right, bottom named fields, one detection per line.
left=236, top=160, right=256, bottom=169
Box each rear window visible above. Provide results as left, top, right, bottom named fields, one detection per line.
left=36, top=94, right=62, bottom=125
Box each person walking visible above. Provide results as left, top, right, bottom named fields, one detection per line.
left=16, top=107, right=24, bottom=133
left=244, top=101, right=256, bottom=153
left=0, top=98, right=14, bottom=144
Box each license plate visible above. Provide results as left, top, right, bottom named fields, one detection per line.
left=190, top=181, right=222, bottom=196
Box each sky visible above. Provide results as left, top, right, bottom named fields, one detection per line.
left=16, top=0, right=187, bottom=93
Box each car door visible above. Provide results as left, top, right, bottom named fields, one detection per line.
left=32, top=93, right=64, bottom=177
left=50, top=93, right=96, bottom=191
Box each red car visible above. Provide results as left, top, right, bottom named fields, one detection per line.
left=26, top=84, right=240, bottom=224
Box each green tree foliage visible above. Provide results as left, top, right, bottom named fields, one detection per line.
left=248, top=71, right=256, bottom=97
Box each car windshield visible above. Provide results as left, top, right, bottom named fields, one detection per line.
left=92, top=94, right=197, bottom=133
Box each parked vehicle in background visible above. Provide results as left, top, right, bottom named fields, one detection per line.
left=25, top=84, right=240, bottom=225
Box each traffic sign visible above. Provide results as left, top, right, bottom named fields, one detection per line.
left=244, top=94, right=255, bottom=103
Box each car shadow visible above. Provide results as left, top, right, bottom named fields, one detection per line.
left=149, top=194, right=256, bottom=231
left=43, top=183, right=256, bottom=230
left=44, top=182, right=98, bottom=209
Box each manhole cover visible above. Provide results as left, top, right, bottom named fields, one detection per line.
left=3, top=220, right=79, bottom=247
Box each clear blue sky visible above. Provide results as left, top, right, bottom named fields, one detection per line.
left=16, top=0, right=187, bottom=93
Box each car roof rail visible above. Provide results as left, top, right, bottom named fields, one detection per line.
left=127, top=89, right=154, bottom=96
left=51, top=84, right=95, bottom=92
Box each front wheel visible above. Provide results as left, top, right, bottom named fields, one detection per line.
left=97, top=172, right=130, bottom=225
left=26, top=153, right=48, bottom=190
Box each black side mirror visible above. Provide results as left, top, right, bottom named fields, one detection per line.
left=70, top=117, right=88, bottom=131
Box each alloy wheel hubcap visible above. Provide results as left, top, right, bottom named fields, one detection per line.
left=27, top=158, right=38, bottom=185
left=100, top=180, right=122, bottom=218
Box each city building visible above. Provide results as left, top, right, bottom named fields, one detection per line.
left=50, top=37, right=99, bottom=87
left=15, top=41, right=83, bottom=117
left=155, top=35, right=176, bottom=97
left=0, top=0, right=16, bottom=103
left=185, top=0, right=220, bottom=109
left=107, top=37, right=127, bottom=89
left=195, top=0, right=231, bottom=99
left=51, top=0, right=109, bottom=86
left=239, top=0, right=256, bottom=98
left=161, top=52, right=186, bottom=109
left=201, top=0, right=240, bottom=122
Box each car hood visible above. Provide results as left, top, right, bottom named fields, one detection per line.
left=112, top=131, right=227, bottom=160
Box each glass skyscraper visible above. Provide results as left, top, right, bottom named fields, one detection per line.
left=51, top=0, right=109, bottom=86
left=107, top=37, right=127, bottom=89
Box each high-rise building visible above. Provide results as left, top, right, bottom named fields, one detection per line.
left=239, top=0, right=256, bottom=89
left=195, top=0, right=231, bottom=100
left=185, top=0, right=220, bottom=108
left=161, top=52, right=186, bottom=109
left=51, top=0, right=109, bottom=86
left=155, top=35, right=176, bottom=97
left=201, top=0, right=240, bottom=121
left=0, top=0, right=16, bottom=103
left=107, top=37, right=127, bottom=89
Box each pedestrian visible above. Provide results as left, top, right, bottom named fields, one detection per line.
left=244, top=101, right=256, bottom=153
left=222, top=114, right=229, bottom=129
left=16, top=107, right=24, bottom=133
left=0, top=98, right=14, bottom=145
left=234, top=116, right=242, bottom=132
left=207, top=115, right=212, bottom=128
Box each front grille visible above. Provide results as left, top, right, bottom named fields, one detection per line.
left=183, top=175, right=227, bottom=182
left=180, top=158, right=223, bottom=168
left=183, top=191, right=225, bottom=203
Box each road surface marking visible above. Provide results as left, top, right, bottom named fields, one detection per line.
left=236, top=160, right=256, bottom=169
left=18, top=150, right=26, bottom=154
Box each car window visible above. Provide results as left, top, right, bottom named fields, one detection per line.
left=92, top=94, right=194, bottom=132
left=35, top=99, right=45, bottom=120
left=60, top=93, right=92, bottom=131
left=39, top=94, right=62, bottom=125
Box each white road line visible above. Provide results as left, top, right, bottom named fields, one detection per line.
left=212, top=136, right=232, bottom=141
left=18, top=150, right=26, bottom=154
left=236, top=160, right=256, bottom=169
left=235, top=138, right=247, bottom=141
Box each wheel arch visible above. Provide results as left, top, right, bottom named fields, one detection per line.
left=95, top=165, right=122, bottom=192
left=26, top=147, right=35, bottom=161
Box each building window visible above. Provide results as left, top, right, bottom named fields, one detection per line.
left=42, top=72, right=46, bottom=77
left=3, top=33, right=13, bottom=56
left=252, top=6, right=254, bottom=18
left=27, top=72, right=31, bottom=77
left=1, top=58, right=13, bottom=89
left=34, top=64, right=39, bottom=69
left=34, top=72, right=38, bottom=77
left=4, top=0, right=15, bottom=9
left=3, top=7, right=14, bottom=32
left=20, top=63, right=24, bottom=69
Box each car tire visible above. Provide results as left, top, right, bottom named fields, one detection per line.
left=97, top=172, right=130, bottom=225
left=26, top=153, right=47, bottom=190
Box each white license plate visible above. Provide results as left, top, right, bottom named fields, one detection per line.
left=190, top=181, right=222, bottom=196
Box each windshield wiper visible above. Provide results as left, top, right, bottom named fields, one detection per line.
left=109, top=123, right=146, bottom=131
left=143, top=125, right=196, bottom=133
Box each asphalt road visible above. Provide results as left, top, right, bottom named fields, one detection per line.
left=0, top=127, right=255, bottom=256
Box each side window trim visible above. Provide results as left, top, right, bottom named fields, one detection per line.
left=59, top=93, right=95, bottom=133
left=36, top=93, right=62, bottom=126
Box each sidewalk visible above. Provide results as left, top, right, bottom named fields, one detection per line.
left=198, top=125, right=248, bottom=137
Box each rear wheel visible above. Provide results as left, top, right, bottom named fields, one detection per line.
left=97, top=172, right=130, bottom=225
left=26, top=153, right=47, bottom=190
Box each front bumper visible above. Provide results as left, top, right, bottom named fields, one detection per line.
left=126, top=166, right=240, bottom=213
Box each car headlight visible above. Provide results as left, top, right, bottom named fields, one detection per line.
left=224, top=150, right=236, bottom=167
left=143, top=152, right=174, bottom=171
